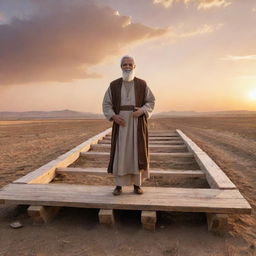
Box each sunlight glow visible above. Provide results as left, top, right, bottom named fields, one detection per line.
left=249, top=88, right=256, bottom=100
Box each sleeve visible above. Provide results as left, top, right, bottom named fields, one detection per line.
left=102, top=86, right=116, bottom=121
left=139, top=85, right=156, bottom=119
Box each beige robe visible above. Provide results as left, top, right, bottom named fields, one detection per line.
left=102, top=80, right=155, bottom=186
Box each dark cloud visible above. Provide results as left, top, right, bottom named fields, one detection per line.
left=0, top=0, right=167, bottom=85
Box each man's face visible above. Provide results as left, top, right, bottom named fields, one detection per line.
left=121, top=58, right=135, bottom=72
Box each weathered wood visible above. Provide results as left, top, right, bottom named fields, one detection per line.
left=13, top=128, right=112, bottom=184
left=92, top=144, right=186, bottom=149
left=141, top=211, right=157, bottom=231
left=56, top=167, right=205, bottom=178
left=98, top=140, right=184, bottom=145
left=176, top=130, right=236, bottom=189
left=207, top=213, right=228, bottom=234
left=91, top=144, right=187, bottom=153
left=98, top=209, right=115, bottom=227
left=103, top=137, right=182, bottom=141
left=104, top=136, right=181, bottom=141
left=105, top=133, right=178, bottom=137
left=27, top=205, right=60, bottom=223
left=0, top=184, right=251, bottom=214
left=80, top=152, right=194, bottom=160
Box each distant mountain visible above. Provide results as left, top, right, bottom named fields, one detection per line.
left=1, top=109, right=256, bottom=120
left=153, top=110, right=256, bottom=117
left=0, top=109, right=104, bottom=120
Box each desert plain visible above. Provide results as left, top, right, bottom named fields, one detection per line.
left=0, top=117, right=255, bottom=256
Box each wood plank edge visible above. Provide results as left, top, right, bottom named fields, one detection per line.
left=176, top=129, right=236, bottom=190
left=13, top=127, right=112, bottom=184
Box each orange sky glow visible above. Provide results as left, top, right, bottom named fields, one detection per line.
left=0, top=0, right=256, bottom=114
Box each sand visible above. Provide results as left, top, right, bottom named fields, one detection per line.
left=0, top=117, right=255, bottom=256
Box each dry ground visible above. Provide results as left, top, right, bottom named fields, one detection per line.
left=0, top=117, right=255, bottom=256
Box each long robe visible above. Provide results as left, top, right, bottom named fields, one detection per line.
left=102, top=79, right=155, bottom=186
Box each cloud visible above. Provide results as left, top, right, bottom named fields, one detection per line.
left=153, top=0, right=231, bottom=9
left=178, top=23, right=223, bottom=37
left=221, top=55, right=256, bottom=61
left=0, top=1, right=167, bottom=85
left=197, top=0, right=231, bottom=10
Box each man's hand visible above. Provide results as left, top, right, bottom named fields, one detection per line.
left=132, top=107, right=144, bottom=118
left=112, top=115, right=125, bottom=126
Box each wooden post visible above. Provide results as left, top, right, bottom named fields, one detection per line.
left=207, top=213, right=228, bottom=234
left=141, top=211, right=157, bottom=231
left=28, top=205, right=60, bottom=224
left=98, top=209, right=115, bottom=227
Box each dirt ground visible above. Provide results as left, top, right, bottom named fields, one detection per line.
left=0, top=117, right=255, bottom=256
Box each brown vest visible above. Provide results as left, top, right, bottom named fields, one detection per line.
left=107, top=77, right=149, bottom=173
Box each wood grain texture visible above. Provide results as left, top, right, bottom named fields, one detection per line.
left=80, top=152, right=194, bottom=159
left=176, top=129, right=236, bottom=190
left=0, top=184, right=251, bottom=214
left=56, top=167, right=205, bottom=178
left=98, top=140, right=184, bottom=145
left=13, top=128, right=112, bottom=184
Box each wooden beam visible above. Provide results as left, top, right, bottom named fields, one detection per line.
left=207, top=213, right=228, bottom=234
left=27, top=205, right=60, bottom=223
left=176, top=130, right=236, bottom=190
left=141, top=211, right=157, bottom=231
left=13, top=128, right=112, bottom=184
left=92, top=144, right=186, bottom=149
left=80, top=152, right=194, bottom=159
left=56, top=167, right=205, bottom=178
left=0, top=184, right=251, bottom=214
left=105, top=136, right=180, bottom=140
left=103, top=137, right=182, bottom=141
left=91, top=144, right=187, bottom=153
left=98, top=140, right=184, bottom=145
left=98, top=209, right=115, bottom=227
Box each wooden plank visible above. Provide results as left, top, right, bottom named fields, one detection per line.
left=98, top=140, right=184, bottom=145
left=149, top=130, right=177, bottom=135
left=80, top=152, right=193, bottom=158
left=176, top=130, right=236, bottom=190
left=91, top=144, right=187, bottom=153
left=56, top=167, right=205, bottom=178
left=98, top=209, right=115, bottom=227
left=103, top=137, right=182, bottom=141
left=27, top=205, right=60, bottom=223
left=141, top=211, right=157, bottom=231
left=92, top=144, right=186, bottom=149
left=0, top=184, right=251, bottom=214
left=13, top=128, right=112, bottom=184
left=106, top=133, right=178, bottom=137
left=207, top=213, right=228, bottom=234
left=105, top=136, right=181, bottom=140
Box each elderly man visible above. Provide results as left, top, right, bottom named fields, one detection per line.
left=102, top=55, right=155, bottom=195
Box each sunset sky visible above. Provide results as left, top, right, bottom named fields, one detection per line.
left=0, top=0, right=256, bottom=113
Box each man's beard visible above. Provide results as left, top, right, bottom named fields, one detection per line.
left=122, top=70, right=135, bottom=82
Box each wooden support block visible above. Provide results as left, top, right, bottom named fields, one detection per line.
left=207, top=213, right=228, bottom=234
left=28, top=205, right=60, bottom=224
left=141, top=211, right=157, bottom=231
left=98, top=209, right=115, bottom=227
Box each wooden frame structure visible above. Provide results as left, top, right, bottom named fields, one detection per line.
left=0, top=128, right=251, bottom=232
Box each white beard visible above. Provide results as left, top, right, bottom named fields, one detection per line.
left=122, top=70, right=135, bottom=81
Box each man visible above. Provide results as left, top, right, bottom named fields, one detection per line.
left=102, top=55, right=155, bottom=195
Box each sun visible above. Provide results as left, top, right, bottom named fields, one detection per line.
left=249, top=88, right=256, bottom=100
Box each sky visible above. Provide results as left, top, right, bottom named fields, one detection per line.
left=0, top=0, right=256, bottom=113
